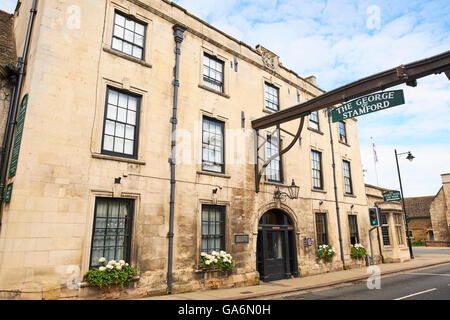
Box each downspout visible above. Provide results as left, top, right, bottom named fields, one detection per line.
left=0, top=0, right=38, bottom=226
left=167, top=24, right=185, bottom=294
left=327, top=107, right=346, bottom=270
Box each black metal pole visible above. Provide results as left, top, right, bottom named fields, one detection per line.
left=167, top=24, right=185, bottom=294
left=394, top=149, right=414, bottom=259
left=327, top=108, right=346, bottom=269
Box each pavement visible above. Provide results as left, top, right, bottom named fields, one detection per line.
left=139, top=247, right=450, bottom=300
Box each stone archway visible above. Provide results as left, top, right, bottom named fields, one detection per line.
left=256, top=208, right=299, bottom=282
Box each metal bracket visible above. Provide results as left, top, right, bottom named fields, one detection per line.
left=254, top=116, right=305, bottom=192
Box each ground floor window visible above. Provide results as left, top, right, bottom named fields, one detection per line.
left=201, top=205, right=226, bottom=253
left=394, top=213, right=404, bottom=245
left=90, top=198, right=134, bottom=268
left=348, top=214, right=359, bottom=245
left=381, top=213, right=390, bottom=246
left=315, top=212, right=328, bottom=246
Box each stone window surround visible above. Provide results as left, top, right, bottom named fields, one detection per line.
left=91, top=78, right=148, bottom=165
left=261, top=76, right=283, bottom=114
left=261, top=129, right=285, bottom=184
left=313, top=210, right=330, bottom=248
left=82, top=190, right=141, bottom=276
left=197, top=109, right=229, bottom=177
left=103, top=1, right=153, bottom=68
left=310, top=147, right=324, bottom=192
left=195, top=199, right=231, bottom=268
left=198, top=46, right=230, bottom=98
left=342, top=158, right=354, bottom=196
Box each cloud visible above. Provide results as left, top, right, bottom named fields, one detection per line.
left=173, top=0, right=450, bottom=196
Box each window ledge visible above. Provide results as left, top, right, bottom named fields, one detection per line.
left=311, top=188, right=327, bottom=194
left=338, top=140, right=351, bottom=147
left=307, top=127, right=324, bottom=135
left=196, top=170, right=231, bottom=179
left=92, top=153, right=146, bottom=165
left=262, top=108, right=278, bottom=115
left=80, top=275, right=140, bottom=288
left=103, top=46, right=152, bottom=68
left=264, top=180, right=287, bottom=187
left=344, top=193, right=356, bottom=198
left=198, top=84, right=230, bottom=99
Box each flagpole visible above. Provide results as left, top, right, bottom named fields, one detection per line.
left=371, top=137, right=379, bottom=186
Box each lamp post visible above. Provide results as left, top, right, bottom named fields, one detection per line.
left=274, top=179, right=300, bottom=201
left=394, top=149, right=414, bottom=259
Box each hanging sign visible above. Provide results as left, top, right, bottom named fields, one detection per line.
left=8, top=94, right=28, bottom=179
left=383, top=190, right=402, bottom=202
left=331, top=90, right=405, bottom=122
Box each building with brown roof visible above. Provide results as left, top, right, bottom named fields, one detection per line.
left=403, top=196, right=434, bottom=243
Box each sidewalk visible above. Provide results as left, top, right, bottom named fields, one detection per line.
left=139, top=249, right=450, bottom=300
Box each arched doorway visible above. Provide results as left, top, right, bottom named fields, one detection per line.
left=257, top=209, right=298, bottom=282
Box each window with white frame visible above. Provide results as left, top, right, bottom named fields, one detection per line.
left=339, top=121, right=347, bottom=144
left=309, top=111, right=319, bottom=131
left=394, top=214, right=404, bottom=245
left=343, top=160, right=353, bottom=195
left=381, top=213, right=390, bottom=246
left=112, top=11, right=146, bottom=60
left=311, top=150, right=323, bottom=190
left=102, top=87, right=140, bottom=159
left=266, top=135, right=282, bottom=182
left=264, top=82, right=279, bottom=111
left=202, top=117, right=224, bottom=173
left=203, top=53, right=224, bottom=92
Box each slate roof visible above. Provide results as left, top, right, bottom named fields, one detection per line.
left=0, top=9, right=16, bottom=67
left=404, top=196, right=434, bottom=218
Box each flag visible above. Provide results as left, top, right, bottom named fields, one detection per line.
left=371, top=137, right=378, bottom=163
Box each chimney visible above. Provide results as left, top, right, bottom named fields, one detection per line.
left=305, top=75, right=317, bottom=86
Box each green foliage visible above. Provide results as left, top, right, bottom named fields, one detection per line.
left=350, top=244, right=367, bottom=260
left=84, top=259, right=137, bottom=290
left=317, top=244, right=336, bottom=263
left=412, top=240, right=425, bottom=246
left=198, top=251, right=234, bottom=272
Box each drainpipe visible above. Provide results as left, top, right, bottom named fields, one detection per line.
left=327, top=107, right=346, bottom=270
left=0, top=0, right=38, bottom=227
left=167, top=24, right=185, bottom=294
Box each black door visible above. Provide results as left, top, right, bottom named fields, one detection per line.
left=257, top=209, right=298, bottom=282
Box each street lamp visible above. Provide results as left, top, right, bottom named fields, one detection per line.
left=274, top=179, right=300, bottom=201
left=394, top=149, right=414, bottom=259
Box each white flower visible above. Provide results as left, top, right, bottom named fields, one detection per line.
left=116, top=265, right=122, bottom=270
left=205, top=260, right=211, bottom=265
left=213, top=259, right=218, bottom=263
left=99, top=266, right=106, bottom=271
left=211, top=251, right=218, bottom=256
left=219, top=251, right=226, bottom=256
left=125, top=263, right=129, bottom=266
left=108, top=260, right=116, bottom=265
left=98, top=257, right=106, bottom=263
left=201, top=252, right=207, bottom=257
left=119, top=260, right=125, bottom=265
left=106, top=264, right=114, bottom=270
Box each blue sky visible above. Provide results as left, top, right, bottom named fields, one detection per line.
left=170, top=0, right=450, bottom=197
left=1, top=1, right=449, bottom=197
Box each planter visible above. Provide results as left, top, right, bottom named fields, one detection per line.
left=79, top=275, right=140, bottom=299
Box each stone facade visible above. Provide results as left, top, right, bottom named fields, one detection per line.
left=403, top=196, right=434, bottom=242
left=0, top=0, right=371, bottom=299
left=365, top=184, right=410, bottom=263
left=429, top=173, right=450, bottom=245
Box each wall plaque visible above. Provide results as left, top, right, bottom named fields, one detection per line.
left=235, top=234, right=249, bottom=244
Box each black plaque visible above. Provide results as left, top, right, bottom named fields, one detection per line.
left=235, top=234, right=249, bottom=244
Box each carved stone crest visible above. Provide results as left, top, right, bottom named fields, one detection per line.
left=256, top=45, right=279, bottom=71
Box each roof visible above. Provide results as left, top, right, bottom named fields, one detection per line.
left=404, top=196, right=434, bottom=218
left=0, top=9, right=16, bottom=67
